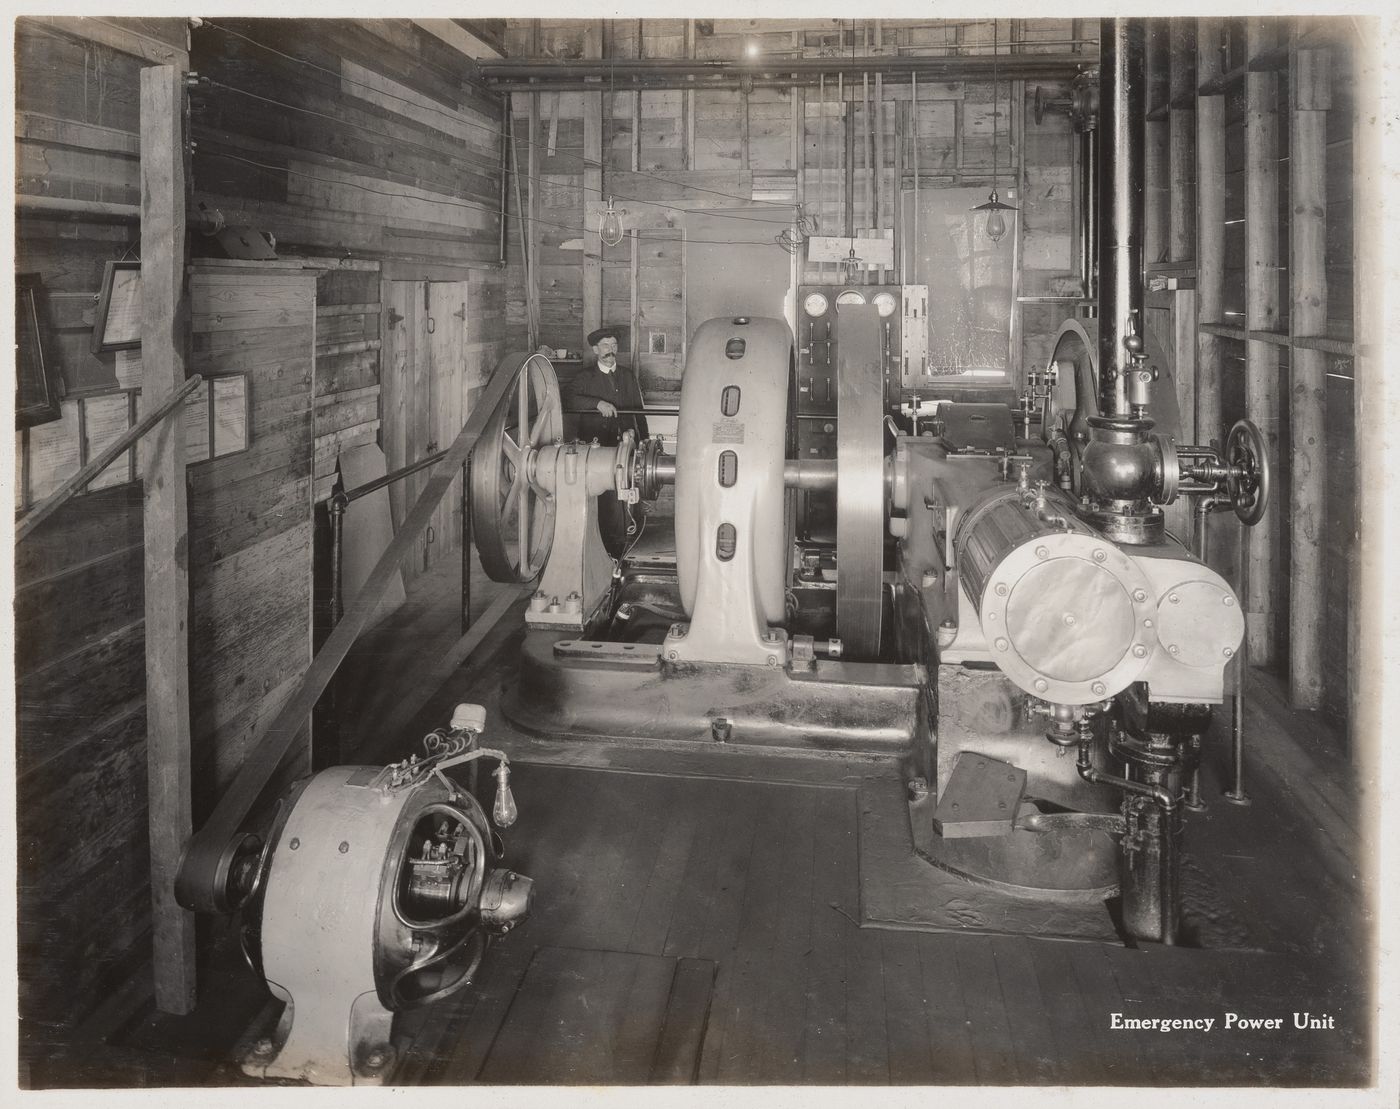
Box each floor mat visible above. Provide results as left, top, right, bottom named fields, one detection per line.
left=475, top=947, right=715, bottom=1085
left=857, top=778, right=1271, bottom=950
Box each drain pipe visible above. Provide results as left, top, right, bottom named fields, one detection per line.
left=497, top=96, right=510, bottom=266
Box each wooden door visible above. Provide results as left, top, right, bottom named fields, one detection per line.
left=427, top=281, right=469, bottom=564
left=381, top=279, right=470, bottom=586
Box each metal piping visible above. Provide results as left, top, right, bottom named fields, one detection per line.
left=1095, top=18, right=1145, bottom=418
left=475, top=52, right=1090, bottom=81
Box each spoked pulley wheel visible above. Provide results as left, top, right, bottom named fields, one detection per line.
left=470, top=352, right=564, bottom=582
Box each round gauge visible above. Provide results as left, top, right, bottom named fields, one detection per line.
left=873, top=292, right=898, bottom=318
left=835, top=290, right=867, bottom=310
left=803, top=292, right=829, bottom=318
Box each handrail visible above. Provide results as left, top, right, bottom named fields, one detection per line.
left=16, top=374, right=204, bottom=543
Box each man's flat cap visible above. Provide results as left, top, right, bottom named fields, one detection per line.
left=587, top=326, right=621, bottom=347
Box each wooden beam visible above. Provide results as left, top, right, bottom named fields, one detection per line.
left=527, top=55, right=542, bottom=348
left=1287, top=46, right=1330, bottom=709
left=1168, top=20, right=1197, bottom=263
left=138, top=64, right=196, bottom=1015
left=582, top=20, right=603, bottom=339
left=1243, top=21, right=1281, bottom=663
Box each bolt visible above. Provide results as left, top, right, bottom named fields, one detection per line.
left=667, top=650, right=679, bottom=660
left=1091, top=682, right=1106, bottom=696
left=1034, top=678, right=1049, bottom=692
left=1144, top=619, right=1154, bottom=629
left=995, top=583, right=1008, bottom=597
left=255, top=1038, right=273, bottom=1055
left=1132, top=589, right=1147, bottom=602
left=1223, top=647, right=1234, bottom=658
left=1133, top=644, right=1148, bottom=658
left=289, top=838, right=300, bottom=850
left=998, top=801, right=1007, bottom=810
left=767, top=655, right=779, bottom=667
left=1035, top=545, right=1049, bottom=560
left=367, top=1051, right=386, bottom=1068
left=1169, top=644, right=1180, bottom=655
left=1063, top=613, right=1077, bottom=626
left=1169, top=593, right=1180, bottom=604
left=339, top=841, right=349, bottom=854
left=995, top=637, right=1010, bottom=651
left=1093, top=549, right=1107, bottom=563
left=951, top=803, right=960, bottom=810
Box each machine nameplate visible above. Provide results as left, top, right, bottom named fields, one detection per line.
left=712, top=418, right=745, bottom=444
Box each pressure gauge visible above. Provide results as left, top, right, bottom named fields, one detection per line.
left=803, top=292, right=829, bottom=318
left=873, top=292, right=898, bottom=318
left=835, top=290, right=866, bottom=310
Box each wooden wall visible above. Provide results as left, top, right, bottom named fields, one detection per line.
left=13, top=16, right=191, bottom=1037
left=187, top=262, right=318, bottom=819
left=13, top=16, right=510, bottom=1037
left=1149, top=17, right=1358, bottom=729
left=503, top=18, right=1086, bottom=397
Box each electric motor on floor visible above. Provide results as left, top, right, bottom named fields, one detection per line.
left=238, top=705, right=533, bottom=1086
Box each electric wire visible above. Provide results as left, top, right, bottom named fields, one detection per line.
left=197, top=74, right=800, bottom=232
left=199, top=18, right=799, bottom=213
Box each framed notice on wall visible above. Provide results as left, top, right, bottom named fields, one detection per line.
left=16, top=273, right=62, bottom=428
left=92, top=261, right=142, bottom=353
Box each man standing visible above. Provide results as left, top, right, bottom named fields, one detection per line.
left=565, top=326, right=649, bottom=555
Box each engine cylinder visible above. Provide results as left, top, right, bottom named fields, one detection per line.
left=954, top=485, right=1158, bottom=704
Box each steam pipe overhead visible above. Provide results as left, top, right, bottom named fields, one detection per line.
left=476, top=51, right=1093, bottom=91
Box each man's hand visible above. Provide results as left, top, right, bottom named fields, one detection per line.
left=596, top=400, right=618, bottom=418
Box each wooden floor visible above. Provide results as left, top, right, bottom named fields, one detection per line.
left=26, top=554, right=1374, bottom=1090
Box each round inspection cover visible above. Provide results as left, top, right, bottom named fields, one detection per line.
left=1155, top=579, right=1245, bottom=668
left=1005, top=558, right=1136, bottom=682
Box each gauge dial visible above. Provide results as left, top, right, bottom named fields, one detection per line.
left=873, top=292, right=898, bottom=318
left=803, top=292, right=829, bottom=318
left=835, top=290, right=867, bottom=310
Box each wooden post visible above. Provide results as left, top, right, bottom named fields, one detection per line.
left=582, top=21, right=603, bottom=339
left=1243, top=21, right=1281, bottom=664
left=1168, top=19, right=1197, bottom=263
left=1144, top=25, right=1170, bottom=266
left=684, top=20, right=696, bottom=171
left=1195, top=19, right=1226, bottom=449
left=139, top=63, right=196, bottom=1015
left=1288, top=46, right=1330, bottom=708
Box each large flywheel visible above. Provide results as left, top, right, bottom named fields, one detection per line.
left=470, top=352, right=564, bottom=582
left=834, top=305, right=888, bottom=660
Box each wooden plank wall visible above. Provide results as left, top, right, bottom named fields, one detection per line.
left=13, top=17, right=192, bottom=1037
left=504, top=18, right=1082, bottom=397
left=1148, top=17, right=1357, bottom=729
left=313, top=262, right=383, bottom=503
left=187, top=262, right=318, bottom=819
left=190, top=18, right=511, bottom=505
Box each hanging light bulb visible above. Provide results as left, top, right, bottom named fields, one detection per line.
left=600, top=196, right=624, bottom=247
left=973, top=189, right=1018, bottom=245
left=971, top=21, right=1018, bottom=246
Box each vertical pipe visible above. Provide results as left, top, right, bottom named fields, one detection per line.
left=330, top=495, right=346, bottom=628
left=912, top=69, right=919, bottom=285
left=843, top=73, right=854, bottom=243
left=819, top=72, right=826, bottom=283
left=863, top=68, right=873, bottom=284
left=497, top=97, right=509, bottom=265
left=461, top=459, right=473, bottom=634
left=1096, top=18, right=1145, bottom=418
left=875, top=69, right=885, bottom=284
